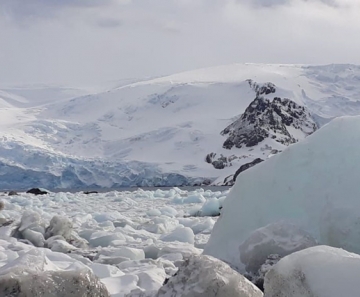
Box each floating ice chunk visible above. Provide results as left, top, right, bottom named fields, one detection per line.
left=90, top=262, right=125, bottom=279
left=158, top=253, right=183, bottom=263
left=264, top=245, right=360, bottom=297
left=52, top=192, right=70, bottom=203
left=177, top=217, right=198, bottom=228
left=137, top=268, right=166, bottom=293
left=68, top=253, right=93, bottom=266
left=45, top=215, right=73, bottom=241
left=98, top=220, right=115, bottom=231
left=196, top=198, right=221, bottom=217
left=45, top=235, right=65, bottom=249
left=95, top=247, right=145, bottom=263
left=101, top=274, right=139, bottom=296
left=144, top=245, right=161, bottom=259
left=147, top=209, right=162, bottom=217
left=19, top=210, right=44, bottom=233
left=156, top=255, right=263, bottom=297
left=50, top=240, right=77, bottom=253
left=21, top=229, right=45, bottom=247
left=69, top=231, right=89, bottom=249
left=89, top=231, right=127, bottom=248
left=158, top=243, right=202, bottom=259
left=172, top=194, right=206, bottom=204
left=78, top=229, right=96, bottom=241
left=141, top=217, right=179, bottom=234
left=191, top=218, right=215, bottom=234
left=183, top=194, right=206, bottom=204
left=160, top=227, right=195, bottom=244
left=218, top=196, right=227, bottom=208
left=93, top=212, right=125, bottom=223
left=159, top=207, right=178, bottom=218
left=153, top=189, right=166, bottom=198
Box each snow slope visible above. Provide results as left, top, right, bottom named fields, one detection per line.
left=204, top=115, right=360, bottom=270
left=1, top=64, right=360, bottom=189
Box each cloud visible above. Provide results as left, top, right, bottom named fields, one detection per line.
left=96, top=18, right=123, bottom=28
left=0, top=0, right=359, bottom=86
left=235, top=0, right=339, bottom=8
left=0, top=0, right=130, bottom=24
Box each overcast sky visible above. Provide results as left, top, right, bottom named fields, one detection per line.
left=0, top=0, right=359, bottom=86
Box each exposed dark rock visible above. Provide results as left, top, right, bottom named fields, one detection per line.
left=201, top=179, right=212, bottom=186
left=221, top=96, right=318, bottom=150
left=222, top=175, right=234, bottom=186
left=83, top=191, right=98, bottom=195
left=247, top=80, right=276, bottom=96
left=205, top=153, right=216, bottom=164
left=246, top=254, right=281, bottom=292
left=206, top=153, right=240, bottom=170
left=212, top=159, right=226, bottom=169
left=221, top=158, right=264, bottom=186
left=233, top=158, right=264, bottom=181
left=8, top=191, right=18, bottom=196
left=26, top=188, right=48, bottom=195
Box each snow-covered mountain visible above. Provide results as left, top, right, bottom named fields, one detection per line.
left=0, top=63, right=360, bottom=189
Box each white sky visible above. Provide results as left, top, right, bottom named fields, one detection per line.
left=0, top=0, right=359, bottom=86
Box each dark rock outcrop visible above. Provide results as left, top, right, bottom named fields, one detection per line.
left=83, top=191, right=98, bottom=195
left=247, top=80, right=276, bottom=96
left=233, top=158, right=264, bottom=181
left=26, top=188, right=49, bottom=195
left=221, top=158, right=264, bottom=186
left=221, top=97, right=318, bottom=150
left=205, top=153, right=240, bottom=170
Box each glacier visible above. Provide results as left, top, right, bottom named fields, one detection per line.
left=204, top=115, right=360, bottom=270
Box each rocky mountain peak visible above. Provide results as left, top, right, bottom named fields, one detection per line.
left=221, top=95, right=318, bottom=150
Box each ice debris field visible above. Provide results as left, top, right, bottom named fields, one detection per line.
left=3, top=116, right=360, bottom=296
left=0, top=187, right=228, bottom=296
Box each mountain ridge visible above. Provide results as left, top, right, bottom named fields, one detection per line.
left=0, top=63, right=359, bottom=189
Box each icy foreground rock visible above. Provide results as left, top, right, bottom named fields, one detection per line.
left=264, top=245, right=360, bottom=297
left=0, top=248, right=110, bottom=297
left=204, top=116, right=360, bottom=269
left=156, top=254, right=263, bottom=297
left=239, top=222, right=317, bottom=273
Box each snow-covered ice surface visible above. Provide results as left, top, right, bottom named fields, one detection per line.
left=1, top=64, right=360, bottom=189
left=204, top=115, right=360, bottom=270
left=264, top=245, right=360, bottom=297
left=0, top=187, right=229, bottom=296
